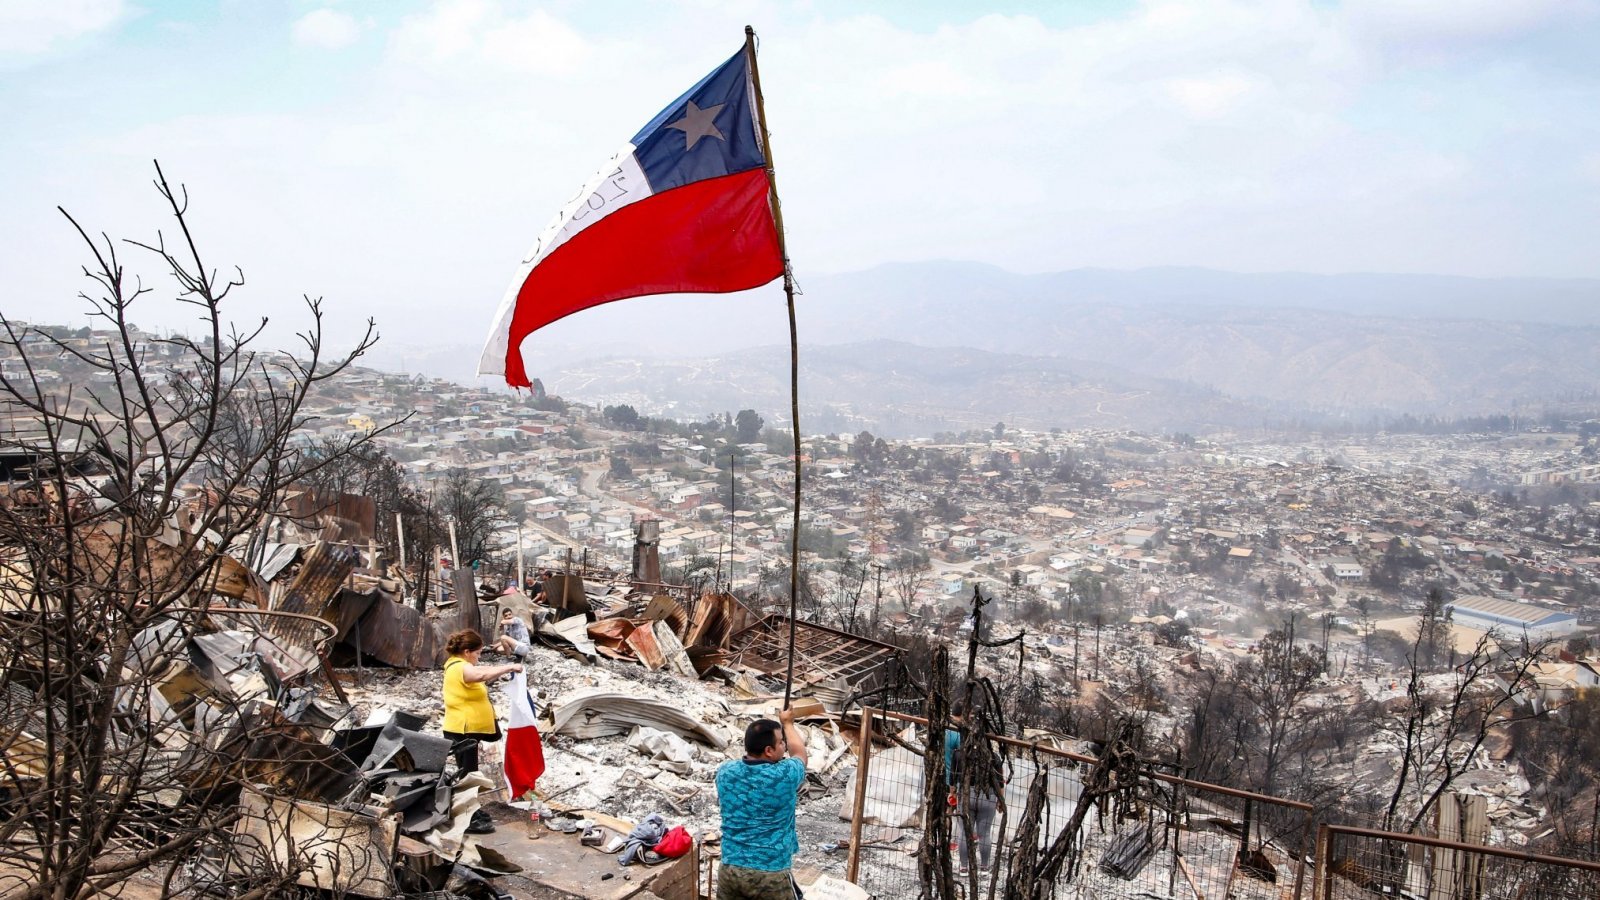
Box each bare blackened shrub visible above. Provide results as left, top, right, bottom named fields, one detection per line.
left=0, top=163, right=388, bottom=900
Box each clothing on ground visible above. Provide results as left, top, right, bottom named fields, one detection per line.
left=619, top=813, right=668, bottom=866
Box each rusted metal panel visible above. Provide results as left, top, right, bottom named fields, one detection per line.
left=207, top=553, right=268, bottom=608
left=35, top=520, right=264, bottom=613
left=272, top=542, right=360, bottom=619
left=270, top=534, right=364, bottom=656
left=685, top=646, right=728, bottom=675
left=350, top=591, right=444, bottom=669
left=548, top=574, right=590, bottom=616
left=685, top=592, right=759, bottom=650
left=626, top=620, right=666, bottom=670
left=586, top=618, right=636, bottom=660
left=205, top=705, right=362, bottom=803
left=587, top=618, right=635, bottom=642
left=328, top=588, right=378, bottom=644
left=643, top=594, right=688, bottom=636
left=283, top=489, right=378, bottom=544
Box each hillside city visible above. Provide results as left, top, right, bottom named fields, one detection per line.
left=5, top=323, right=1600, bottom=892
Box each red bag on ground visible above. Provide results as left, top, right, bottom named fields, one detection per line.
left=654, top=825, right=693, bottom=858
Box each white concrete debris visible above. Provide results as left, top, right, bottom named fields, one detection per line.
left=340, top=639, right=867, bottom=878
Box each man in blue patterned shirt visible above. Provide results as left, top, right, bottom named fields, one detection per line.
left=715, top=708, right=809, bottom=899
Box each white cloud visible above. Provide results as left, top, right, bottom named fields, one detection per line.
left=1167, top=73, right=1257, bottom=118
left=479, top=9, right=588, bottom=73
left=0, top=0, right=125, bottom=57
left=390, top=0, right=590, bottom=74
left=5, top=0, right=1599, bottom=361
left=1341, top=0, right=1596, bottom=50
left=391, top=0, right=486, bottom=64
left=293, top=9, right=363, bottom=50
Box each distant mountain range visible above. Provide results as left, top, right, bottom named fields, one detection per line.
left=368, top=262, right=1600, bottom=435
left=538, top=340, right=1276, bottom=437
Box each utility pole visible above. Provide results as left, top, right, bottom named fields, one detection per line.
left=872, top=562, right=884, bottom=633
left=1093, top=613, right=1103, bottom=682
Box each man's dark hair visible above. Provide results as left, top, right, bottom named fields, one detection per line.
left=744, top=718, right=783, bottom=757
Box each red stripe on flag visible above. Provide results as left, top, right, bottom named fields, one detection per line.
left=502, top=166, right=784, bottom=387
left=504, top=724, right=545, bottom=799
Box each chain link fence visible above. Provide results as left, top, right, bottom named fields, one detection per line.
left=1315, top=823, right=1600, bottom=900
left=845, top=708, right=1314, bottom=900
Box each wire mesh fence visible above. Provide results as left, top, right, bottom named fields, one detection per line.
left=845, top=708, right=1314, bottom=900
left=1315, top=824, right=1600, bottom=900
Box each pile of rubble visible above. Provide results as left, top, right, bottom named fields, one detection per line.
left=0, top=489, right=900, bottom=899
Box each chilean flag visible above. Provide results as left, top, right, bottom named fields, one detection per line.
left=502, top=670, right=545, bottom=799
left=479, top=47, right=785, bottom=388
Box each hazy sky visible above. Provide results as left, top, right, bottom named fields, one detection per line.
left=4, top=0, right=1600, bottom=359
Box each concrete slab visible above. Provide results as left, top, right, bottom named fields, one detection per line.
left=474, top=807, right=697, bottom=900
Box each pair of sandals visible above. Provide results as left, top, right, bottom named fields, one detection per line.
left=545, top=816, right=582, bottom=834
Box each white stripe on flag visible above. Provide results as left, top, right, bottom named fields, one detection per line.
left=477, top=148, right=652, bottom=376
left=507, top=669, right=537, bottom=728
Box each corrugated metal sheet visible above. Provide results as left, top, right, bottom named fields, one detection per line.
left=643, top=594, right=688, bottom=635
left=328, top=588, right=377, bottom=644
left=685, top=592, right=759, bottom=650
left=256, top=542, right=302, bottom=582
left=626, top=622, right=665, bottom=670
left=268, top=542, right=360, bottom=648
left=347, top=589, right=444, bottom=669
left=547, top=689, right=727, bottom=748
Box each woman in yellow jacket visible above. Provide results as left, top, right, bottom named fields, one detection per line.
left=442, top=629, right=524, bottom=775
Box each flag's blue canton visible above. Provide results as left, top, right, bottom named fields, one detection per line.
left=631, top=50, right=765, bottom=193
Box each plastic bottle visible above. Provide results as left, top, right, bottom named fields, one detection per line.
left=527, top=808, right=542, bottom=839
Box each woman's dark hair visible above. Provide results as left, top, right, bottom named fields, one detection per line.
left=951, top=697, right=968, bottom=718
left=446, top=629, right=485, bottom=656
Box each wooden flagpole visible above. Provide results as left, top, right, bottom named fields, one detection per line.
left=744, top=25, right=802, bottom=708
